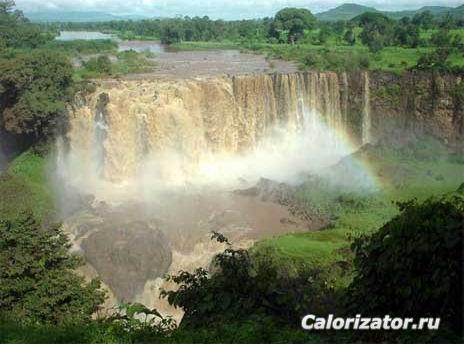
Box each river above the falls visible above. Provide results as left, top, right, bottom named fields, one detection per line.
left=57, top=31, right=298, bottom=78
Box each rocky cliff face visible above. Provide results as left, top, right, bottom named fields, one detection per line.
left=65, top=72, right=351, bottom=184
left=64, top=71, right=462, bottom=186
left=367, top=71, right=463, bottom=149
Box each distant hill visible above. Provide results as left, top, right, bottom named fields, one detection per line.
left=386, top=6, right=457, bottom=20
left=25, top=11, right=148, bottom=23
left=25, top=4, right=464, bottom=23
left=315, top=3, right=379, bottom=21
left=453, top=4, right=464, bottom=17
left=316, top=3, right=463, bottom=21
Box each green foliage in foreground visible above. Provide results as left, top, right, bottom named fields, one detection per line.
left=0, top=317, right=331, bottom=344
left=162, top=233, right=339, bottom=328
left=158, top=192, right=464, bottom=343
left=348, top=190, right=464, bottom=335
left=0, top=212, right=105, bottom=324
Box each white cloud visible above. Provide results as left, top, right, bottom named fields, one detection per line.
left=15, top=0, right=464, bottom=19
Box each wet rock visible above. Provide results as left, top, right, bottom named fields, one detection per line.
left=234, top=177, right=295, bottom=205
left=81, top=221, right=172, bottom=302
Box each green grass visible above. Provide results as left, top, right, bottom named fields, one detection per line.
left=0, top=151, right=55, bottom=221
left=174, top=38, right=464, bottom=73
left=171, top=41, right=241, bottom=50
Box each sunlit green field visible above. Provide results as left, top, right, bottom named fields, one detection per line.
left=0, top=151, right=55, bottom=221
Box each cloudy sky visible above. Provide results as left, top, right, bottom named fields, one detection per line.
left=15, top=0, right=462, bottom=19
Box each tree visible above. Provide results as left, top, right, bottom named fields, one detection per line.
left=439, top=13, right=456, bottom=30
left=354, top=12, right=394, bottom=52
left=0, top=50, right=74, bottom=138
left=0, top=0, right=14, bottom=13
left=347, top=190, right=464, bottom=334
left=394, top=23, right=420, bottom=48
left=0, top=0, right=48, bottom=49
left=343, top=29, right=356, bottom=45
left=160, top=19, right=184, bottom=44
left=364, top=30, right=384, bottom=53
left=84, top=54, right=112, bottom=74
left=271, top=8, right=316, bottom=44
left=414, top=48, right=451, bottom=71
left=412, top=10, right=433, bottom=29
left=0, top=212, right=105, bottom=323
left=317, top=26, right=331, bottom=45
left=430, top=28, right=452, bottom=47
left=332, top=20, right=346, bottom=36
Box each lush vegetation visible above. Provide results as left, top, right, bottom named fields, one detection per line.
left=0, top=1, right=463, bottom=343
left=348, top=192, right=463, bottom=336
left=0, top=212, right=105, bottom=324
left=0, top=0, right=74, bottom=150
left=0, top=50, right=74, bottom=137
left=48, top=5, right=464, bottom=72
left=73, top=50, right=155, bottom=80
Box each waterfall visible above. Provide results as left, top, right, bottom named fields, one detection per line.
left=61, top=72, right=353, bottom=195
left=361, top=72, right=371, bottom=145
left=94, top=106, right=108, bottom=176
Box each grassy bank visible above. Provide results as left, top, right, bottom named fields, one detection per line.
left=171, top=41, right=241, bottom=50
left=0, top=151, right=54, bottom=222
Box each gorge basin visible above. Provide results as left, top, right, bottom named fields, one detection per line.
left=56, top=71, right=374, bottom=320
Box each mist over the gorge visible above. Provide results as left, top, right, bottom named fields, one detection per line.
left=53, top=74, right=375, bottom=205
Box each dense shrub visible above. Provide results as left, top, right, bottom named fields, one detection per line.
left=414, top=48, right=452, bottom=71
left=0, top=212, right=105, bottom=324
left=83, top=55, right=112, bottom=74
left=347, top=189, right=464, bottom=334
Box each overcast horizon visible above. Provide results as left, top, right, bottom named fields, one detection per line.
left=16, top=0, right=463, bottom=20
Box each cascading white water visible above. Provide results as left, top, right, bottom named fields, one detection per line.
left=57, top=73, right=360, bottom=202
left=362, top=71, right=372, bottom=145
left=94, top=107, right=108, bottom=177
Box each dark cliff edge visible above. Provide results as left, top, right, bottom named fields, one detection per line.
left=364, top=71, right=462, bottom=151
